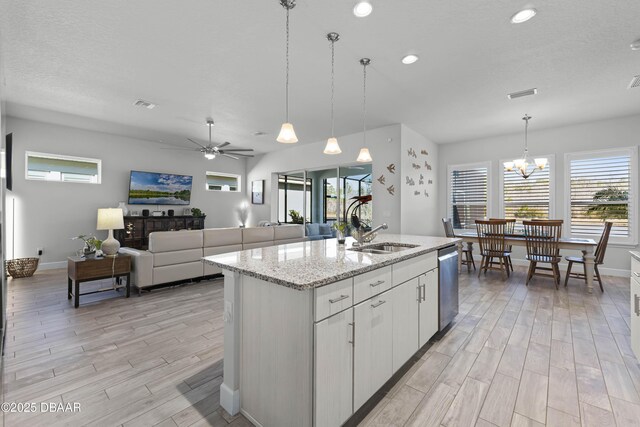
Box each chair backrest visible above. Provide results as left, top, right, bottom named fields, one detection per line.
left=442, top=218, right=456, bottom=238
left=490, top=218, right=516, bottom=234
left=595, top=221, right=613, bottom=265
left=475, top=219, right=506, bottom=255
left=522, top=220, right=563, bottom=259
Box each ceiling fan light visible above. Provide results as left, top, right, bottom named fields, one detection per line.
left=357, top=148, right=373, bottom=163
left=503, top=161, right=515, bottom=171
left=277, top=123, right=298, bottom=143
left=324, top=137, right=342, bottom=154
left=353, top=1, right=372, bottom=17
left=535, top=158, right=548, bottom=169
left=204, top=152, right=216, bottom=160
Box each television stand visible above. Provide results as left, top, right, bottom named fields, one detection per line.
left=114, top=215, right=206, bottom=250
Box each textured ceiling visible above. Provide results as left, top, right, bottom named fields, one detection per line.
left=1, top=0, right=639, bottom=152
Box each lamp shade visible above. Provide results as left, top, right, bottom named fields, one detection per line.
left=356, top=148, right=373, bottom=163
left=323, top=137, right=342, bottom=154
left=277, top=123, right=298, bottom=143
left=97, top=208, right=124, bottom=230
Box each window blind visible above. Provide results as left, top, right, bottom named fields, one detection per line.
left=569, top=154, right=631, bottom=238
left=206, top=173, right=239, bottom=191
left=503, top=163, right=550, bottom=220
left=450, top=167, right=487, bottom=229
left=26, top=152, right=100, bottom=183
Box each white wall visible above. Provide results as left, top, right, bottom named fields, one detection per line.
left=6, top=117, right=247, bottom=268
left=400, top=124, right=439, bottom=236
left=438, top=114, right=640, bottom=275
left=246, top=124, right=403, bottom=233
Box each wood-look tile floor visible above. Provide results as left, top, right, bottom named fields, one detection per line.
left=360, top=267, right=640, bottom=427
left=3, top=266, right=639, bottom=427
left=2, top=269, right=249, bottom=427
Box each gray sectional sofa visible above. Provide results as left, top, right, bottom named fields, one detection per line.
left=120, top=225, right=305, bottom=291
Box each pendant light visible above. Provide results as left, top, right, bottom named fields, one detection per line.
left=276, top=0, right=298, bottom=144
left=323, top=32, right=342, bottom=155
left=503, top=114, right=547, bottom=179
left=357, top=58, right=373, bottom=162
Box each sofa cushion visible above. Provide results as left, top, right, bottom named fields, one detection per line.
left=305, top=223, right=320, bottom=236
left=153, top=262, right=203, bottom=285
left=274, top=225, right=304, bottom=241
left=318, top=224, right=333, bottom=237
left=148, top=230, right=203, bottom=253
left=154, top=248, right=203, bottom=268
left=203, top=227, right=243, bottom=248
left=242, top=227, right=274, bottom=244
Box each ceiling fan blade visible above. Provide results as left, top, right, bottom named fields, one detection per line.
left=160, top=147, right=199, bottom=151
left=222, top=148, right=254, bottom=152
left=219, top=151, right=254, bottom=157
left=187, top=138, right=207, bottom=149
left=215, top=141, right=230, bottom=149
left=222, top=153, right=240, bottom=160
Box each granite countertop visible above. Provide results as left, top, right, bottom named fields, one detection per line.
left=202, top=234, right=460, bottom=290
left=631, top=251, right=640, bottom=262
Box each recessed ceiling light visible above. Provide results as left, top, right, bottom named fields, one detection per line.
left=402, top=54, right=419, bottom=65
left=631, top=38, right=640, bottom=50
left=510, top=8, right=537, bottom=24
left=133, top=99, right=157, bottom=109
left=253, top=131, right=267, bottom=136
left=507, top=88, right=538, bottom=99
left=353, top=1, right=372, bottom=18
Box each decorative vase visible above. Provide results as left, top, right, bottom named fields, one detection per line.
left=117, top=202, right=129, bottom=216
left=336, top=230, right=346, bottom=245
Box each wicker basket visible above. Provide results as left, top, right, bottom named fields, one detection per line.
left=6, top=257, right=39, bottom=278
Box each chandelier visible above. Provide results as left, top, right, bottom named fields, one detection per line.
left=503, top=114, right=547, bottom=179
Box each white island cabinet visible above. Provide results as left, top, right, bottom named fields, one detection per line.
left=203, top=235, right=459, bottom=427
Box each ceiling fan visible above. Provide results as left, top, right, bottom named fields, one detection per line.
left=164, top=119, right=255, bottom=160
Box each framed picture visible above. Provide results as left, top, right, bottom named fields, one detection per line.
left=251, top=180, right=264, bottom=204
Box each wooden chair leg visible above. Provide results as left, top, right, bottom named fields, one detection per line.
left=595, top=265, right=604, bottom=292
left=478, top=256, right=485, bottom=278
left=564, top=261, right=573, bottom=287
left=470, top=252, right=476, bottom=271
left=504, top=257, right=510, bottom=278
left=552, top=263, right=560, bottom=289
left=499, top=257, right=507, bottom=280
left=526, top=262, right=534, bottom=285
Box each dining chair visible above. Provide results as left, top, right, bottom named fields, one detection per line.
left=490, top=218, right=516, bottom=272
left=563, top=221, right=612, bottom=292
left=442, top=218, right=476, bottom=272
left=475, top=219, right=510, bottom=279
left=523, top=220, right=563, bottom=288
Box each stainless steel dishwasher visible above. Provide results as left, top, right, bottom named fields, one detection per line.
left=438, top=245, right=459, bottom=331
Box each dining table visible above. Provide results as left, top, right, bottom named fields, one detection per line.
left=455, top=232, right=599, bottom=293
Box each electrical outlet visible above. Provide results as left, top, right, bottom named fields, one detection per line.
left=37, top=248, right=43, bottom=256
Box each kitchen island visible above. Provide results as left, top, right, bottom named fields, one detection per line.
left=204, top=234, right=459, bottom=427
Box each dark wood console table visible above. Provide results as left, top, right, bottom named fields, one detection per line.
left=114, top=215, right=206, bottom=249
left=67, top=254, right=131, bottom=308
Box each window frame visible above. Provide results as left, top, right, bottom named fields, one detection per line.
left=25, top=151, right=102, bottom=184
left=205, top=171, right=242, bottom=193
left=564, top=147, right=638, bottom=246
left=498, top=154, right=555, bottom=222
left=447, top=161, right=492, bottom=231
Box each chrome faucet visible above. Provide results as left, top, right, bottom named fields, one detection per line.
left=353, top=223, right=388, bottom=246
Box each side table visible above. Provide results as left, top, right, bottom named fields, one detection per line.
left=67, top=254, right=131, bottom=308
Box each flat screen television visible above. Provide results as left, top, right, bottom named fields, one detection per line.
left=128, top=170, right=192, bottom=205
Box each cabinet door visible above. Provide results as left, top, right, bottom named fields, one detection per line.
left=391, top=277, right=419, bottom=372
left=419, top=269, right=439, bottom=347
left=314, top=308, right=353, bottom=427
left=354, top=290, right=393, bottom=410
left=631, top=278, right=640, bottom=359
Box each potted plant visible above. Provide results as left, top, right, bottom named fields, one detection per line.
left=191, top=207, right=205, bottom=217
left=288, top=210, right=304, bottom=224
left=332, top=222, right=349, bottom=244
left=73, top=234, right=103, bottom=258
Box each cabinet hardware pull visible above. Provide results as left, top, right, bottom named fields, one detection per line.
left=369, top=280, right=385, bottom=287
left=634, top=272, right=640, bottom=277
left=635, top=294, right=640, bottom=316
left=329, top=295, right=349, bottom=304
left=422, top=283, right=427, bottom=302
left=348, top=322, right=355, bottom=345
left=371, top=300, right=386, bottom=308
left=417, top=285, right=422, bottom=302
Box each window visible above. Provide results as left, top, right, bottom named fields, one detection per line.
left=278, top=174, right=312, bottom=223
left=26, top=151, right=101, bottom=184
left=566, top=148, right=638, bottom=244
left=501, top=156, right=553, bottom=222
left=205, top=172, right=240, bottom=192
left=323, top=177, right=338, bottom=222
left=448, top=163, right=490, bottom=230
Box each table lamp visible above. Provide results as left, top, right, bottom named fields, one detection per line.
left=97, top=208, right=124, bottom=257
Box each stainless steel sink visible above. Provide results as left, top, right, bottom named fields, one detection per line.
left=349, top=243, right=419, bottom=254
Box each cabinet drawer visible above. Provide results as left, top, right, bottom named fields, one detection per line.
left=353, top=266, right=392, bottom=305
left=315, top=278, right=353, bottom=322
left=393, top=252, right=437, bottom=286
left=632, top=257, right=640, bottom=283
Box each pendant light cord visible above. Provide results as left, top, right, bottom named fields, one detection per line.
left=330, top=38, right=335, bottom=137
left=285, top=6, right=290, bottom=123
left=523, top=114, right=530, bottom=155
left=362, top=61, right=368, bottom=147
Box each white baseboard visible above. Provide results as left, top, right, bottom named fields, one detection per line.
left=470, top=256, right=630, bottom=278
left=37, top=261, right=66, bottom=271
